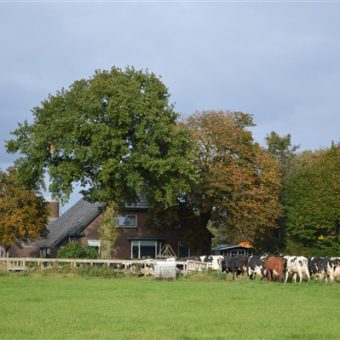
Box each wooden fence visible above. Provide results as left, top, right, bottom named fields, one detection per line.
left=0, top=257, right=208, bottom=275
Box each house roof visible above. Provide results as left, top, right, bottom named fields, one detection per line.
left=38, top=196, right=150, bottom=248
left=37, top=199, right=104, bottom=248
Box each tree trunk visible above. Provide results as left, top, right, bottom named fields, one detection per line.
left=199, top=211, right=211, bottom=230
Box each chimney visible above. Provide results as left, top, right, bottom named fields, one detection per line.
left=47, top=200, right=59, bottom=222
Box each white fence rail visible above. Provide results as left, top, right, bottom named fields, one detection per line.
left=0, top=257, right=208, bottom=274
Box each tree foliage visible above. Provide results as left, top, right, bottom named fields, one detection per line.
left=0, top=167, right=48, bottom=252
left=184, top=111, right=282, bottom=246
left=265, top=131, right=299, bottom=181
left=99, top=203, right=118, bottom=259
left=265, top=132, right=299, bottom=251
left=6, top=67, right=195, bottom=207
left=285, top=144, right=340, bottom=256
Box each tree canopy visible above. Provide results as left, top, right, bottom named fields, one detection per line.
left=6, top=67, right=195, bottom=207
left=0, top=168, right=48, bottom=252
left=284, top=144, right=340, bottom=256
left=184, top=111, right=282, bottom=246
left=264, top=131, right=299, bottom=251
left=6, top=67, right=285, bottom=250
left=126, top=110, right=282, bottom=251
left=265, top=131, right=299, bottom=181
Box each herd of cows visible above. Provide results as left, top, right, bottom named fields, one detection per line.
left=197, top=255, right=340, bottom=283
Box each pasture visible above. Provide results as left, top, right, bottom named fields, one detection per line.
left=0, top=274, right=339, bottom=339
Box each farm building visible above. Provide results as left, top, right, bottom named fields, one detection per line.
left=212, top=244, right=254, bottom=257
left=8, top=198, right=212, bottom=259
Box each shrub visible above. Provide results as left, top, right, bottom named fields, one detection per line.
left=57, top=243, right=98, bottom=259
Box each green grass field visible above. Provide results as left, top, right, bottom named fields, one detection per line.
left=0, top=274, right=339, bottom=339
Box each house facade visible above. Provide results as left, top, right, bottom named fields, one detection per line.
left=9, top=198, right=212, bottom=259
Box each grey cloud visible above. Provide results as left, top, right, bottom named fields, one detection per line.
left=1, top=3, right=339, bottom=209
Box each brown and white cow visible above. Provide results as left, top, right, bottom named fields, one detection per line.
left=264, top=256, right=286, bottom=283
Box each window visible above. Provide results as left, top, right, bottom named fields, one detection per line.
left=88, top=240, right=100, bottom=247
left=88, top=240, right=101, bottom=252
left=131, top=240, right=159, bottom=259
left=117, top=215, right=137, bottom=228
left=178, top=242, right=190, bottom=258
left=40, top=248, right=51, bottom=258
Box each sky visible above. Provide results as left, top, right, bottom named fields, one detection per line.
left=1, top=1, right=339, bottom=212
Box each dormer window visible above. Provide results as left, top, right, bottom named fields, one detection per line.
left=117, top=215, right=137, bottom=228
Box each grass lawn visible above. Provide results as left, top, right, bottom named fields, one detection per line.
left=0, top=274, right=339, bottom=339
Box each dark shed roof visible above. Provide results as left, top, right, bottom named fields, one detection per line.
left=212, top=244, right=254, bottom=251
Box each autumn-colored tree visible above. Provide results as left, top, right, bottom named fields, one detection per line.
left=0, top=168, right=48, bottom=254
left=184, top=111, right=282, bottom=247
left=285, top=144, right=340, bottom=256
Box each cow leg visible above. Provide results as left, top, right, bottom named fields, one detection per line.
left=279, top=272, right=284, bottom=283
left=328, top=269, right=334, bottom=283
left=285, top=271, right=289, bottom=283
left=267, top=269, right=272, bottom=282
left=292, top=273, right=297, bottom=283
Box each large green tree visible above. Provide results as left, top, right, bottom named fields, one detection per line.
left=265, top=131, right=299, bottom=181
left=6, top=67, right=195, bottom=207
left=285, top=144, right=340, bottom=256
left=265, top=131, right=299, bottom=251
left=0, top=168, right=48, bottom=253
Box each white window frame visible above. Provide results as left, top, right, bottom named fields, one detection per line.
left=88, top=240, right=101, bottom=248
left=131, top=240, right=158, bottom=259
left=117, top=215, right=137, bottom=228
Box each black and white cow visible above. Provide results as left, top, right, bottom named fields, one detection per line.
left=223, top=255, right=248, bottom=279
left=309, top=257, right=340, bottom=283
left=199, top=255, right=224, bottom=271
left=247, top=255, right=267, bottom=280
left=309, top=257, right=324, bottom=279
left=328, top=257, right=340, bottom=283
left=284, top=256, right=310, bottom=283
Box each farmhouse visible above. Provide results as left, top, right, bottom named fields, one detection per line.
left=9, top=198, right=212, bottom=259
